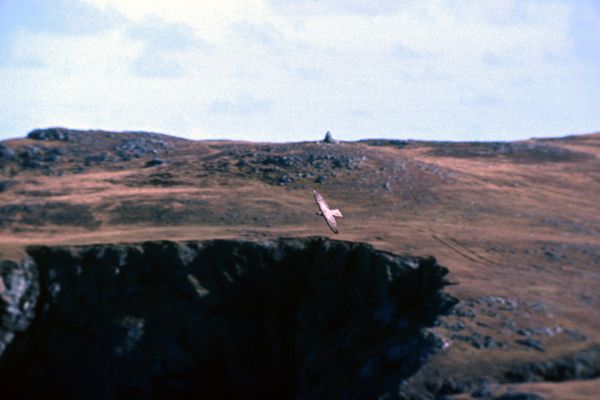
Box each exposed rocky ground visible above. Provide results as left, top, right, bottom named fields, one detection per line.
left=1, top=127, right=599, bottom=399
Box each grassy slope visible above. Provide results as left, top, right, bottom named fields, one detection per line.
left=1, top=131, right=599, bottom=396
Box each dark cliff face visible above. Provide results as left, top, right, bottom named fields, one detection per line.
left=0, top=238, right=456, bottom=399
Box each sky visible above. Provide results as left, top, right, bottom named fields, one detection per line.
left=1, top=0, right=599, bottom=142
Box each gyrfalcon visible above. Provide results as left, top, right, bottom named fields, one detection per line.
left=314, top=188, right=343, bottom=233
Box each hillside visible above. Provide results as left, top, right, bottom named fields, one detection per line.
left=1, top=127, right=599, bottom=399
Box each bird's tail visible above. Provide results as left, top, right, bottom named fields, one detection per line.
left=331, top=209, right=343, bottom=218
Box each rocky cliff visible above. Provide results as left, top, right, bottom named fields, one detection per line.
left=0, top=237, right=456, bottom=399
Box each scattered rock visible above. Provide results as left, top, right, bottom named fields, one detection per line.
left=451, top=306, right=476, bottom=318
left=43, top=147, right=64, bottom=163
left=495, top=392, right=544, bottom=400
left=0, top=202, right=101, bottom=229
left=504, top=344, right=600, bottom=382
left=115, top=136, right=170, bottom=160
left=563, top=328, right=587, bottom=342
left=430, top=141, right=590, bottom=163
left=442, top=321, right=466, bottom=332
left=360, top=139, right=409, bottom=149
left=515, top=338, right=545, bottom=352
left=261, top=155, right=299, bottom=167
left=0, top=180, right=15, bottom=192
left=84, top=154, right=110, bottom=165
left=277, top=174, right=293, bottom=186
left=424, top=330, right=451, bottom=350
left=201, top=143, right=367, bottom=187
left=0, top=143, right=16, bottom=161
left=450, top=332, right=505, bottom=349
left=144, top=158, right=164, bottom=167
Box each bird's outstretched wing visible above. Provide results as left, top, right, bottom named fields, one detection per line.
left=314, top=189, right=328, bottom=209
left=314, top=189, right=338, bottom=233
left=323, top=212, right=338, bottom=233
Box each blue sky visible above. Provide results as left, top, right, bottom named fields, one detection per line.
left=1, top=0, right=599, bottom=142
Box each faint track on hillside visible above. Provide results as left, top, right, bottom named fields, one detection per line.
left=431, top=234, right=496, bottom=265
left=448, top=237, right=497, bottom=265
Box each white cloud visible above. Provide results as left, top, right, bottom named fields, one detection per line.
left=125, top=16, right=209, bottom=77
left=4, top=0, right=123, bottom=36
left=85, top=0, right=273, bottom=43
left=0, top=0, right=598, bottom=141
left=208, top=94, right=273, bottom=114
left=126, top=16, right=207, bottom=50
left=267, top=0, right=404, bottom=16
left=0, top=0, right=123, bottom=68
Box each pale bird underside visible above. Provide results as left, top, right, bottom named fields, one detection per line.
left=313, top=188, right=343, bottom=233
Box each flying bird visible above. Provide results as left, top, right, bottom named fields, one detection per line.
left=314, top=187, right=343, bottom=233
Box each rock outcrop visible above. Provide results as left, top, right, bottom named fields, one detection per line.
left=27, top=127, right=73, bottom=141
left=0, top=238, right=456, bottom=399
